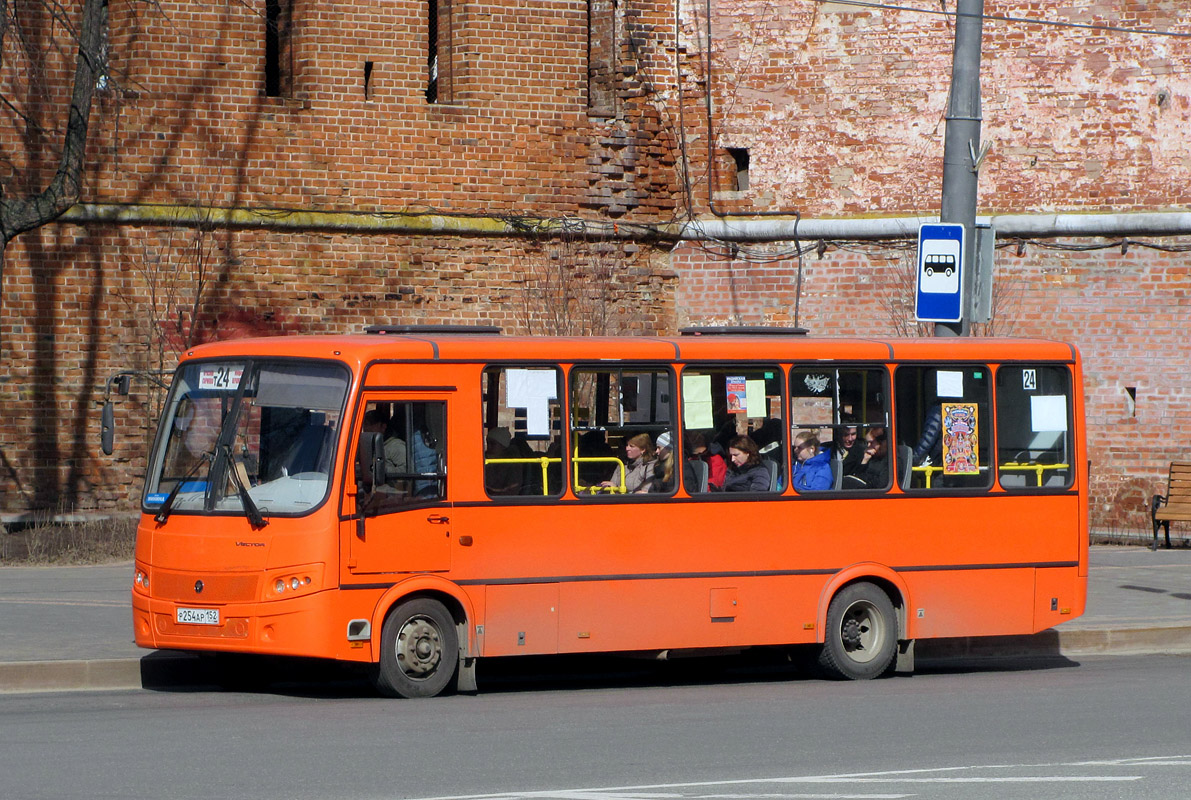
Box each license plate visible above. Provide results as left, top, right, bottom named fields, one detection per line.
left=176, top=607, right=220, bottom=626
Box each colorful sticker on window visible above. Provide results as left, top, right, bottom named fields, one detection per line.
left=941, top=402, right=979, bottom=474
left=726, top=376, right=747, bottom=414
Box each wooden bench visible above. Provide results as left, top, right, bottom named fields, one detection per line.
left=1151, top=462, right=1191, bottom=549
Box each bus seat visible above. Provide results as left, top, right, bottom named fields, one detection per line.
left=897, top=444, right=913, bottom=488
left=689, top=459, right=709, bottom=492
left=763, top=458, right=780, bottom=492
left=999, top=473, right=1028, bottom=488
left=831, top=454, right=844, bottom=490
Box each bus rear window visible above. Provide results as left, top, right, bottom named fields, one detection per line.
left=995, top=365, right=1074, bottom=490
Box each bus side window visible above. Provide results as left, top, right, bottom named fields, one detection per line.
left=481, top=366, right=565, bottom=499
left=683, top=365, right=785, bottom=494
left=895, top=365, right=992, bottom=491
left=791, top=366, right=888, bottom=491
left=357, top=399, right=447, bottom=512
left=995, top=365, right=1073, bottom=490
left=570, top=366, right=676, bottom=496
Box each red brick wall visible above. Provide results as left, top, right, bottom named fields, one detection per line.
left=1, top=226, right=673, bottom=511
left=2, top=0, right=1190, bottom=542
left=696, top=1, right=1191, bottom=216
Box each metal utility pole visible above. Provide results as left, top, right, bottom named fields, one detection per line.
left=936, top=0, right=985, bottom=337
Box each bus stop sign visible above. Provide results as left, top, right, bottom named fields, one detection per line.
left=915, top=222, right=965, bottom=323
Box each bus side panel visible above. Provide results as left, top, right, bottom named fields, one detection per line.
left=903, top=568, right=1035, bottom=639
left=482, top=583, right=560, bottom=656
left=556, top=576, right=820, bottom=654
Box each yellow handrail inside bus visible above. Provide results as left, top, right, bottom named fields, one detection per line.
left=483, top=456, right=561, bottom=496
left=573, top=452, right=627, bottom=494
left=998, top=462, right=1070, bottom=487
left=910, top=464, right=943, bottom=488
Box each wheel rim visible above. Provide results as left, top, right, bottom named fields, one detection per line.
left=838, top=599, right=885, bottom=664
left=394, top=614, right=444, bottom=680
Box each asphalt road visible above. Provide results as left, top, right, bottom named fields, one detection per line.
left=3, top=653, right=1190, bottom=800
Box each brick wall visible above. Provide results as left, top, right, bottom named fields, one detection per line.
left=2, top=0, right=1190, bottom=538
left=695, top=1, right=1191, bottom=216
left=1, top=226, right=674, bottom=511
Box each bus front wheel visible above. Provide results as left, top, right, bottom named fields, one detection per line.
left=818, top=582, right=897, bottom=680
left=375, top=598, right=459, bottom=698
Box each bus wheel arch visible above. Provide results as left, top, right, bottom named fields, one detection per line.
left=816, top=569, right=909, bottom=680
left=371, top=582, right=476, bottom=698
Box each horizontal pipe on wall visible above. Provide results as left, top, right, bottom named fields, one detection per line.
left=58, top=203, right=1191, bottom=242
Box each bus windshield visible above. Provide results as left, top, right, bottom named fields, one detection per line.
left=144, top=360, right=349, bottom=517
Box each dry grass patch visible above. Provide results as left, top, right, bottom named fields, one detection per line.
left=1, top=516, right=137, bottom=565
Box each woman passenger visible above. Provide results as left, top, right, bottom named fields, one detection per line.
left=791, top=431, right=832, bottom=491
left=722, top=435, right=771, bottom=492
left=642, top=431, right=676, bottom=493
left=603, top=433, right=654, bottom=493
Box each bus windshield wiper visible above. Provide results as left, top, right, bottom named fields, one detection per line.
left=222, top=444, right=269, bottom=529
left=154, top=451, right=214, bottom=524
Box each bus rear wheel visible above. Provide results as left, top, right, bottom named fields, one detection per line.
left=375, top=598, right=459, bottom=698
left=818, top=582, right=897, bottom=680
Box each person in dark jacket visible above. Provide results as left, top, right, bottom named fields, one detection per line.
left=791, top=431, right=832, bottom=491
left=912, top=403, right=944, bottom=466
left=843, top=426, right=889, bottom=489
left=722, top=435, right=772, bottom=492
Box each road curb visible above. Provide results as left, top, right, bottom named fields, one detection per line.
left=916, top=625, right=1191, bottom=664
left=0, top=658, right=144, bottom=693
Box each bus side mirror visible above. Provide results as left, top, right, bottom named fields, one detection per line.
left=356, top=432, right=386, bottom=494
left=101, top=401, right=115, bottom=456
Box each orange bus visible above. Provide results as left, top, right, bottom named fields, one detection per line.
left=128, top=326, right=1087, bottom=697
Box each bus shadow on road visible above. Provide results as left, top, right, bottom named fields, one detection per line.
left=138, top=637, right=1079, bottom=698
left=915, top=629, right=1081, bottom=675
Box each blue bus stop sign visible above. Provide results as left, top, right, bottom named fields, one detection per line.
left=915, top=223, right=965, bottom=323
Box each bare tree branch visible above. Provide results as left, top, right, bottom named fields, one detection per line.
left=0, top=0, right=105, bottom=239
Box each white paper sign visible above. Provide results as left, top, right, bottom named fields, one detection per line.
left=1031, top=395, right=1068, bottom=432
left=508, top=369, right=557, bottom=436
left=682, top=375, right=714, bottom=429
left=936, top=370, right=964, bottom=398
left=745, top=380, right=767, bottom=418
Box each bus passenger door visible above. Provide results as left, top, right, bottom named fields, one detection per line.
left=347, top=395, right=452, bottom=575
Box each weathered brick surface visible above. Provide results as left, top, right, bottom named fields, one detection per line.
left=697, top=1, right=1191, bottom=216
left=1, top=227, right=674, bottom=511
left=2, top=0, right=1190, bottom=539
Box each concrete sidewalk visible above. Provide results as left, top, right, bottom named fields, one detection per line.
left=1, top=546, right=1189, bottom=693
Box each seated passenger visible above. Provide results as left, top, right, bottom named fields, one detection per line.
left=683, top=431, right=726, bottom=491
left=642, top=431, right=686, bottom=494
left=791, top=431, right=832, bottom=491
left=363, top=410, right=407, bottom=481
left=722, top=435, right=771, bottom=492
left=831, top=415, right=859, bottom=461
left=842, top=426, right=889, bottom=489
left=912, top=403, right=944, bottom=466
left=602, top=433, right=654, bottom=493
left=484, top=428, right=519, bottom=495
left=577, top=429, right=616, bottom=486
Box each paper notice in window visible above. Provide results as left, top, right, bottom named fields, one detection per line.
left=682, top=374, right=714, bottom=429
left=745, top=380, right=767, bottom=418
left=1031, top=395, right=1068, bottom=432
left=508, top=369, right=557, bottom=436
left=936, top=370, right=965, bottom=398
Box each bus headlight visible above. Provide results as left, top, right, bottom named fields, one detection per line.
left=264, top=564, right=323, bottom=599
